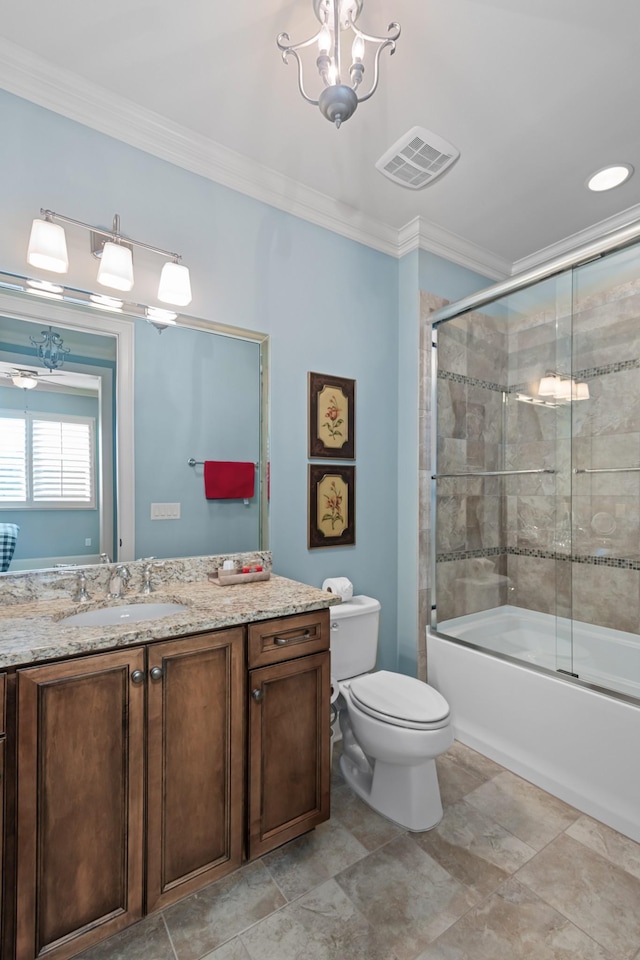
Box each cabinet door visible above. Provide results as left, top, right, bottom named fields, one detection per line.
left=16, top=649, right=145, bottom=960
left=146, top=628, right=245, bottom=912
left=248, top=651, right=330, bottom=859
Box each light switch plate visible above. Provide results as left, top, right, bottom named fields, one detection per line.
left=150, top=502, right=181, bottom=520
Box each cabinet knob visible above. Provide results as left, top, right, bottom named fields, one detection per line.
left=150, top=665, right=164, bottom=682
left=252, top=688, right=264, bottom=702
left=131, top=669, right=145, bottom=685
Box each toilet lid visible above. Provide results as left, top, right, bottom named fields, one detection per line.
left=349, top=671, right=450, bottom=730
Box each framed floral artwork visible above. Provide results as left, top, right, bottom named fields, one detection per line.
left=308, top=464, right=356, bottom=548
left=308, top=372, right=355, bottom=460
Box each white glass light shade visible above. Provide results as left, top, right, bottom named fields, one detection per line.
left=89, top=294, right=124, bottom=312
left=27, top=219, right=69, bottom=273
left=555, top=379, right=573, bottom=401
left=12, top=372, right=38, bottom=389
left=97, top=241, right=134, bottom=292
left=574, top=382, right=590, bottom=401
left=146, top=306, right=177, bottom=325
left=538, top=376, right=558, bottom=396
left=158, top=261, right=192, bottom=306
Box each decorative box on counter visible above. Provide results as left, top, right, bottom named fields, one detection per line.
left=208, top=566, right=271, bottom=586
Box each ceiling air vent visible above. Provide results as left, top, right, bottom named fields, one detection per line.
left=375, top=126, right=460, bottom=190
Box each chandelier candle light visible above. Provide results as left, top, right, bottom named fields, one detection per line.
left=27, top=210, right=192, bottom=307
left=277, top=0, right=400, bottom=128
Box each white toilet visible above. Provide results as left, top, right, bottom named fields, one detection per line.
left=330, top=595, right=453, bottom=831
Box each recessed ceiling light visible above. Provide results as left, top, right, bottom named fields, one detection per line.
left=587, top=164, right=634, bottom=192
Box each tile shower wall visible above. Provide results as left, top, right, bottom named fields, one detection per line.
left=429, top=265, right=640, bottom=637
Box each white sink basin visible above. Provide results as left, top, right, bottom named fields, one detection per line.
left=61, top=602, right=189, bottom=627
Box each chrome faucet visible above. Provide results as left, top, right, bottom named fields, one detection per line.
left=73, top=570, right=91, bottom=602
left=108, top=564, right=130, bottom=599
left=140, top=560, right=161, bottom=595
left=99, top=552, right=111, bottom=564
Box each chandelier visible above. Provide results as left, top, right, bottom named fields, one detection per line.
left=277, top=0, right=400, bottom=128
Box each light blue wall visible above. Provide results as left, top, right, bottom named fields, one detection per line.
left=419, top=250, right=493, bottom=302
left=134, top=319, right=261, bottom=559
left=0, top=88, right=498, bottom=672
left=0, top=384, right=100, bottom=561
left=0, top=90, right=400, bottom=666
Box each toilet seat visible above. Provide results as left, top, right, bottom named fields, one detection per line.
left=348, top=671, right=450, bottom=730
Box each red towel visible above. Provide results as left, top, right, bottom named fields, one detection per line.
left=204, top=461, right=255, bottom=499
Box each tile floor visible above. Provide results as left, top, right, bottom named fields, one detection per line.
left=77, top=741, right=640, bottom=960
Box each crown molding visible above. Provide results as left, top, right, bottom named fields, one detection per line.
left=5, top=37, right=638, bottom=280
left=0, top=38, right=402, bottom=256
left=512, top=203, right=640, bottom=275
left=397, top=217, right=511, bottom=280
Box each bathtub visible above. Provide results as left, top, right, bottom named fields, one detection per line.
left=427, top=604, right=640, bottom=842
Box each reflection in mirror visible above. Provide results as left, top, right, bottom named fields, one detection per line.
left=0, top=316, right=116, bottom=570
left=0, top=276, right=269, bottom=573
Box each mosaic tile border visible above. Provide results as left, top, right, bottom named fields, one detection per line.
left=436, top=546, right=640, bottom=571
left=437, top=370, right=504, bottom=392
left=439, top=357, right=640, bottom=396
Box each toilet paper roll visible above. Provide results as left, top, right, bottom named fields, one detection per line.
left=322, top=577, right=354, bottom=601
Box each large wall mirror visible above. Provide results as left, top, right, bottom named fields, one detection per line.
left=0, top=277, right=269, bottom=573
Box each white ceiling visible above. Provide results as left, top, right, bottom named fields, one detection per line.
left=2, top=0, right=640, bottom=277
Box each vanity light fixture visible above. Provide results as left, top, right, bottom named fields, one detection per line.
left=89, top=293, right=124, bottom=313
left=586, top=164, right=634, bottom=192
left=538, top=372, right=590, bottom=402
left=26, top=213, right=69, bottom=273
left=27, top=209, right=192, bottom=306
left=145, top=306, right=178, bottom=332
left=277, top=0, right=400, bottom=128
left=25, top=278, right=64, bottom=300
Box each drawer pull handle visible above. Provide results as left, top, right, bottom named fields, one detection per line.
left=252, top=688, right=264, bottom=702
left=150, top=666, right=164, bottom=682
left=131, top=669, right=145, bottom=685
left=274, top=630, right=311, bottom=645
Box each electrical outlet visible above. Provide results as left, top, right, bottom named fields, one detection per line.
left=85, top=538, right=92, bottom=546
left=150, top=502, right=181, bottom=520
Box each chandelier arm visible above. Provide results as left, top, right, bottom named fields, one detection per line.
left=276, top=44, right=321, bottom=105
left=349, top=20, right=401, bottom=45
left=276, top=29, right=324, bottom=56
left=352, top=34, right=398, bottom=103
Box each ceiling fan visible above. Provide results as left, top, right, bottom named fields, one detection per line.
left=3, top=366, right=65, bottom=390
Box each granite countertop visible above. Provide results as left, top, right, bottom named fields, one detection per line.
left=0, top=575, right=341, bottom=670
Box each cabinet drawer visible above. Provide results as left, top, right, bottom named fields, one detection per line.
left=0, top=672, right=5, bottom=737
left=248, top=609, right=329, bottom=667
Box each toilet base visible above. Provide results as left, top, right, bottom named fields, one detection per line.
left=339, top=752, right=444, bottom=832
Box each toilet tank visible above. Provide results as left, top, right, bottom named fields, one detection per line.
left=329, top=595, right=381, bottom=680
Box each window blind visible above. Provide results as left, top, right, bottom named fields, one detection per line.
left=0, top=416, right=27, bottom=502
left=32, top=418, right=93, bottom=502
left=0, top=412, right=95, bottom=508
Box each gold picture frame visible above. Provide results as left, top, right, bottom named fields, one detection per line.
left=308, top=372, right=355, bottom=460
left=308, top=464, right=356, bottom=549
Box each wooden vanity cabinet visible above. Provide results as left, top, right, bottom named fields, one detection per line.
left=247, top=610, right=331, bottom=859
left=14, top=627, right=244, bottom=960
left=146, top=629, right=244, bottom=912
left=15, top=648, right=146, bottom=960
